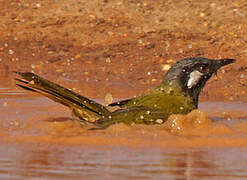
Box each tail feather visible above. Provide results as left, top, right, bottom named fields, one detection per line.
left=15, top=72, right=110, bottom=122
left=16, top=82, right=79, bottom=108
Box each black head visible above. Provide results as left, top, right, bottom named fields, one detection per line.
left=163, top=57, right=235, bottom=107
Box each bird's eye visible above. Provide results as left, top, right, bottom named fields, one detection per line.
left=199, top=65, right=207, bottom=73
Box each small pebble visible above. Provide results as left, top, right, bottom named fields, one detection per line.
left=200, top=12, right=205, bottom=17
left=8, top=49, right=14, bottom=55
left=161, top=64, right=171, bottom=71
left=74, top=54, right=80, bottom=59
left=105, top=58, right=111, bottom=63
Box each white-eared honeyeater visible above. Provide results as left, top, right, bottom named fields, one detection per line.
left=15, top=57, right=235, bottom=128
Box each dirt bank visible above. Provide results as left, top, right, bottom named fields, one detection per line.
left=0, top=0, right=247, bottom=101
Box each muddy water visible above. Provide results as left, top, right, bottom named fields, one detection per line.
left=1, top=87, right=247, bottom=179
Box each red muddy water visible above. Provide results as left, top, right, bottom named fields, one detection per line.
left=1, top=87, right=247, bottom=179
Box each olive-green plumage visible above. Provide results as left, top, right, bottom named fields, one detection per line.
left=15, top=57, right=235, bottom=128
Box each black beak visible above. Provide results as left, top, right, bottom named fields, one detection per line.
left=215, top=58, right=235, bottom=69
left=212, top=59, right=235, bottom=74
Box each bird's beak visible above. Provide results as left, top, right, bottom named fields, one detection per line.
left=215, top=58, right=235, bottom=69
left=212, top=58, right=235, bottom=74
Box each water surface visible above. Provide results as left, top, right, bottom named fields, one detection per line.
left=1, top=87, right=247, bottom=179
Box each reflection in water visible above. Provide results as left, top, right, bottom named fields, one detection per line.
left=0, top=144, right=247, bottom=179
left=163, top=150, right=217, bottom=180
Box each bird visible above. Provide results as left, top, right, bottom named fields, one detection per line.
left=15, top=57, right=235, bottom=129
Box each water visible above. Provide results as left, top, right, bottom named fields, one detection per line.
left=1, top=87, right=247, bottom=179
left=1, top=145, right=247, bottom=179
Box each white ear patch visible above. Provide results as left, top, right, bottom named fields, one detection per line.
left=187, top=70, right=203, bottom=88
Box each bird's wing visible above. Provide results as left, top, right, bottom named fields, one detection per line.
left=94, top=106, right=169, bottom=128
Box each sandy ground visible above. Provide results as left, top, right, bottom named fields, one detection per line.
left=0, top=0, right=247, bottom=101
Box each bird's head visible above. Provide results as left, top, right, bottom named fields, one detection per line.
left=163, top=57, right=235, bottom=107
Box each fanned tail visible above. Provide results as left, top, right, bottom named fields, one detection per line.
left=15, top=72, right=109, bottom=123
